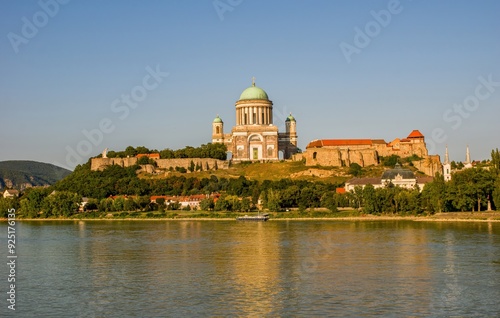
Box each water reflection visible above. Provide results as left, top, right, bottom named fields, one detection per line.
left=1, top=220, right=499, bottom=317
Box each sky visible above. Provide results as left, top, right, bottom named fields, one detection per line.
left=1, top=0, right=499, bottom=170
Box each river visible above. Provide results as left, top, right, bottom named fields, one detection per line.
left=1, top=220, right=499, bottom=317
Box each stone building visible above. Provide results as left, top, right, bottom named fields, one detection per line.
left=297, top=129, right=442, bottom=176
left=212, top=79, right=299, bottom=161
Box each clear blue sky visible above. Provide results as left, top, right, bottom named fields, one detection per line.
left=1, top=0, right=499, bottom=170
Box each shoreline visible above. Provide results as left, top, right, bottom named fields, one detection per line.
left=3, top=212, right=500, bottom=223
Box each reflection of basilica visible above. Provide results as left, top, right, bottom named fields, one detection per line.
left=212, top=78, right=298, bottom=161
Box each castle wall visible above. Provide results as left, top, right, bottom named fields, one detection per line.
left=155, top=158, right=228, bottom=170
left=412, top=155, right=442, bottom=177
left=91, top=157, right=138, bottom=171
left=90, top=157, right=228, bottom=171
left=302, top=147, right=379, bottom=167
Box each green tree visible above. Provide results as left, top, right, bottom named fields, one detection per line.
left=200, top=198, right=215, bottom=211
left=83, top=198, right=99, bottom=211
left=320, top=193, right=338, bottom=212
left=19, top=187, right=50, bottom=217
left=214, top=194, right=230, bottom=211
left=381, top=155, right=401, bottom=167
left=448, top=168, right=495, bottom=212
left=421, top=174, right=448, bottom=213
left=42, top=191, right=81, bottom=217
left=362, top=184, right=378, bottom=214
left=125, top=146, right=137, bottom=157
left=240, top=197, right=251, bottom=212
left=0, top=197, right=19, bottom=218
left=491, top=148, right=500, bottom=175
left=137, top=156, right=150, bottom=165
left=492, top=177, right=500, bottom=211
left=266, top=189, right=282, bottom=212
left=348, top=163, right=363, bottom=177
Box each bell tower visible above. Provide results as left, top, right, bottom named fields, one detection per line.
left=212, top=115, right=224, bottom=143
left=285, top=113, right=297, bottom=147
left=443, top=145, right=451, bottom=181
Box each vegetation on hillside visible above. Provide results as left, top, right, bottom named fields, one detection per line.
left=2, top=148, right=500, bottom=219
left=0, top=160, right=71, bottom=190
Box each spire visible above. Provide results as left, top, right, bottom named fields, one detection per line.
left=465, top=145, right=471, bottom=164
left=251, top=76, right=255, bottom=87
left=444, top=145, right=449, bottom=164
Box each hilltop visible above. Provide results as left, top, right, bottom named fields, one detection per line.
left=138, top=160, right=390, bottom=184
left=0, top=160, right=71, bottom=190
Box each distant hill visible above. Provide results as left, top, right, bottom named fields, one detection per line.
left=0, top=160, right=71, bottom=191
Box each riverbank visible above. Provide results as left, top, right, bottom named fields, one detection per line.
left=3, top=211, right=500, bottom=222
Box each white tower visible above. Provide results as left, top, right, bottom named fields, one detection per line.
left=443, top=145, right=451, bottom=181
left=212, top=115, right=224, bottom=143
left=464, top=145, right=472, bottom=168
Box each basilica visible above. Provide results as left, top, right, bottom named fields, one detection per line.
left=212, top=79, right=298, bottom=161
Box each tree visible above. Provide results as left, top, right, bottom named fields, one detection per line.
left=448, top=168, right=495, bottom=212
left=200, top=198, right=215, bottom=211
left=214, top=194, right=230, bottom=211
left=266, top=189, right=282, bottom=212
left=491, top=148, right=500, bottom=175
left=492, top=177, right=500, bottom=211
left=362, top=184, right=378, bottom=214
left=320, top=193, right=338, bottom=212
left=42, top=191, right=81, bottom=217
left=83, top=198, right=99, bottom=211
left=381, top=155, right=401, bottom=167
left=348, top=163, right=363, bottom=177
left=0, top=197, right=19, bottom=218
left=421, top=174, right=448, bottom=213
left=240, top=197, right=251, bottom=212
left=125, top=146, right=137, bottom=157
left=19, top=187, right=50, bottom=217
left=137, top=156, right=150, bottom=165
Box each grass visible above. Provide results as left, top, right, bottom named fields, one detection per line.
left=139, top=160, right=354, bottom=183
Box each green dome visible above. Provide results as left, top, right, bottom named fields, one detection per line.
left=285, top=113, right=296, bottom=122
left=239, top=85, right=269, bottom=101
left=213, top=115, right=223, bottom=123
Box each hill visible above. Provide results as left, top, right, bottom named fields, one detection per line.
left=0, top=160, right=71, bottom=190
left=138, top=160, right=389, bottom=184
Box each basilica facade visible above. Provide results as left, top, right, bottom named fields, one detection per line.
left=212, top=80, right=298, bottom=161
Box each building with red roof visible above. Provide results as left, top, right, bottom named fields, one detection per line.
left=297, top=130, right=442, bottom=176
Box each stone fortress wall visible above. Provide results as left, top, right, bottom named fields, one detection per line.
left=295, top=130, right=442, bottom=176
left=91, top=157, right=228, bottom=172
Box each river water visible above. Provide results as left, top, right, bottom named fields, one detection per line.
left=1, top=220, right=499, bottom=317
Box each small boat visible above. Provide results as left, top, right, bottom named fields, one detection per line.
left=236, top=213, right=269, bottom=221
